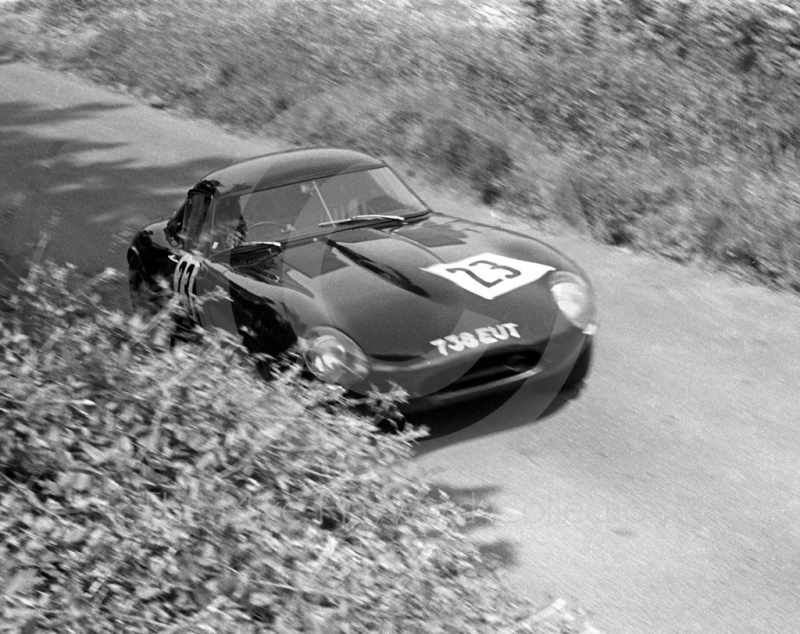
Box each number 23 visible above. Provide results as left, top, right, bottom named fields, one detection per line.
left=445, top=260, right=521, bottom=288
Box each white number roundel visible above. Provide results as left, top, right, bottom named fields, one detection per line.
left=422, top=252, right=554, bottom=300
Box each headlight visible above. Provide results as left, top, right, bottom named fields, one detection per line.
left=548, top=271, right=595, bottom=332
left=303, top=327, right=370, bottom=387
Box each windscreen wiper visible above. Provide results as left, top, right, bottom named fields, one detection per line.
left=318, top=214, right=406, bottom=227
left=220, top=241, right=283, bottom=259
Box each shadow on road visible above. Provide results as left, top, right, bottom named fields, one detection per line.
left=410, top=380, right=588, bottom=574
left=424, top=483, right=519, bottom=568
left=411, top=375, right=586, bottom=454
left=0, top=98, right=242, bottom=307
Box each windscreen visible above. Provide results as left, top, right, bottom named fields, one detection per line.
left=210, top=167, right=428, bottom=246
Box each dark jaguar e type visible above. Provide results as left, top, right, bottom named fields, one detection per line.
left=128, top=148, right=596, bottom=413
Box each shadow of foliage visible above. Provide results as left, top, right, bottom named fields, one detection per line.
left=0, top=97, right=249, bottom=309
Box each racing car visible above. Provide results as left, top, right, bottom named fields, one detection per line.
left=127, top=147, right=596, bottom=413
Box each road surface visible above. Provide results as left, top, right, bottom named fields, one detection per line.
left=2, top=61, right=800, bottom=633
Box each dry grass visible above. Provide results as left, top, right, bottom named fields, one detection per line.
left=3, top=0, right=800, bottom=290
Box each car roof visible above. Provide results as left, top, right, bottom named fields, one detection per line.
left=194, top=147, right=386, bottom=198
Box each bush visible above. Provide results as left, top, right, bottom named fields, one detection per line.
left=0, top=261, right=534, bottom=633
left=420, top=118, right=514, bottom=204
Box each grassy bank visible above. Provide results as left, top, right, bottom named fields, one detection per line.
left=2, top=0, right=800, bottom=291
left=2, top=258, right=570, bottom=632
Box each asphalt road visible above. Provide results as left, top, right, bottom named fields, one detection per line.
left=3, top=61, right=800, bottom=634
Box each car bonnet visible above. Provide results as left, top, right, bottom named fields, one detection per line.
left=279, top=214, right=586, bottom=362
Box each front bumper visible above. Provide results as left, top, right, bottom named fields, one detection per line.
left=402, top=332, right=592, bottom=413
left=356, top=327, right=593, bottom=414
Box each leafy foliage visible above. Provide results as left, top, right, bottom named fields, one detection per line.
left=0, top=262, right=533, bottom=633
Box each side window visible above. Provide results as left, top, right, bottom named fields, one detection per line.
left=210, top=195, right=246, bottom=251
left=165, top=200, right=187, bottom=246
left=182, top=192, right=212, bottom=251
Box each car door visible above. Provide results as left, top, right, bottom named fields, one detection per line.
left=171, top=190, right=294, bottom=355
